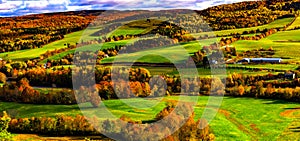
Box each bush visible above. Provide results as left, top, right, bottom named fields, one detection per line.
left=0, top=72, right=6, bottom=84
left=0, top=111, right=13, bottom=141
left=8, top=115, right=99, bottom=136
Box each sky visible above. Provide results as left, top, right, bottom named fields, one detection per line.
left=0, top=0, right=251, bottom=17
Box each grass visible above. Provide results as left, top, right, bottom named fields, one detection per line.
left=231, top=29, right=300, bottom=61
left=34, top=88, right=67, bottom=94
left=286, top=16, right=300, bottom=30
left=39, top=39, right=133, bottom=64
left=100, top=38, right=221, bottom=64
left=191, top=17, right=295, bottom=37
left=143, top=66, right=281, bottom=77
left=228, top=64, right=298, bottom=71
left=44, top=37, right=221, bottom=64
left=0, top=27, right=101, bottom=61
left=264, top=29, right=300, bottom=41
left=39, top=25, right=160, bottom=64
left=108, top=27, right=147, bottom=37
left=0, top=23, right=137, bottom=62
left=1, top=96, right=299, bottom=140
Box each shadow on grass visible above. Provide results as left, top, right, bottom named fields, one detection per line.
left=290, top=127, right=300, bottom=132
left=262, top=99, right=298, bottom=105
left=0, top=102, right=82, bottom=118
left=289, top=127, right=300, bottom=129
left=283, top=107, right=300, bottom=110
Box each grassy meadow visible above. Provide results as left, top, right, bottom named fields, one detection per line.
left=232, top=29, right=300, bottom=61
left=0, top=27, right=101, bottom=61
left=1, top=96, right=299, bottom=141
left=191, top=17, right=294, bottom=37
left=286, top=16, right=300, bottom=30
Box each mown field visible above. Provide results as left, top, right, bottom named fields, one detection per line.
left=0, top=27, right=100, bottom=61
left=191, top=17, right=294, bottom=37
left=231, top=29, right=300, bottom=61
left=286, top=16, right=300, bottom=30
left=228, top=64, right=298, bottom=71
left=100, top=38, right=220, bottom=64
left=1, top=96, right=299, bottom=141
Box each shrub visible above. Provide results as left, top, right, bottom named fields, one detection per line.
left=0, top=111, right=13, bottom=141
left=0, top=72, right=6, bottom=84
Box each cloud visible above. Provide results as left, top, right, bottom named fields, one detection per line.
left=0, top=0, right=250, bottom=17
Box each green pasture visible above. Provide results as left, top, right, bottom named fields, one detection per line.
left=39, top=24, right=162, bottom=64
left=100, top=38, right=222, bottom=64
left=191, top=17, right=294, bottom=37
left=101, top=45, right=194, bottom=64
left=143, top=66, right=281, bottom=77
left=286, top=16, right=300, bottom=30
left=34, top=88, right=68, bottom=94
left=39, top=39, right=133, bottom=64
left=1, top=96, right=299, bottom=140
left=108, top=27, right=147, bottom=37
left=231, top=29, right=300, bottom=61
left=0, top=27, right=101, bottom=61
left=42, top=36, right=220, bottom=64
left=264, top=29, right=300, bottom=41
left=228, top=64, right=298, bottom=71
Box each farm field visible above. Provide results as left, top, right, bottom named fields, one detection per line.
left=108, top=27, right=147, bottom=37
left=231, top=29, right=300, bottom=61
left=228, top=64, right=299, bottom=71
left=286, top=16, right=300, bottom=30
left=1, top=96, right=299, bottom=141
left=143, top=66, right=281, bottom=77
left=100, top=38, right=221, bottom=64
left=191, top=17, right=294, bottom=37
left=0, top=27, right=101, bottom=61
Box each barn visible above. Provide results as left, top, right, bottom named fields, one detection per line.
left=251, top=58, right=282, bottom=64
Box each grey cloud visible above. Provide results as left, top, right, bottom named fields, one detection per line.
left=0, top=0, right=249, bottom=17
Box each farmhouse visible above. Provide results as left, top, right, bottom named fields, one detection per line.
left=284, top=72, right=296, bottom=80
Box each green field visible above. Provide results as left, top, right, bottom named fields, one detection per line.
left=43, top=36, right=220, bottom=64
left=264, top=29, right=300, bottom=41
left=100, top=38, right=221, bottom=64
left=191, top=17, right=294, bottom=37
left=287, top=16, right=300, bottom=30
left=143, top=66, right=280, bottom=77
left=108, top=27, right=147, bottom=37
left=231, top=29, right=300, bottom=61
left=0, top=27, right=103, bottom=61
left=228, top=64, right=299, bottom=71
left=1, top=96, right=299, bottom=140
left=39, top=39, right=133, bottom=64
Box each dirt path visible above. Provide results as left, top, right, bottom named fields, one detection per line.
left=277, top=107, right=300, bottom=140
left=218, top=109, right=259, bottom=140
left=280, top=107, right=300, bottom=118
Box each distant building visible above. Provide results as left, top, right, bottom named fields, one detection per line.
left=237, top=58, right=282, bottom=64
left=251, top=58, right=282, bottom=64
left=284, top=72, right=296, bottom=80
